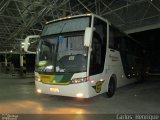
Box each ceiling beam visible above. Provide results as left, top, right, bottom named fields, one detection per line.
left=125, top=22, right=160, bottom=33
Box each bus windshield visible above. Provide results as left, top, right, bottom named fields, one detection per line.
left=35, top=16, right=91, bottom=74
left=36, top=34, right=88, bottom=73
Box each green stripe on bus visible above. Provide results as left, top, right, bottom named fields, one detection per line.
left=54, top=74, right=73, bottom=83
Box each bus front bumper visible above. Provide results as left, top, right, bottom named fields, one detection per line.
left=35, top=81, right=92, bottom=98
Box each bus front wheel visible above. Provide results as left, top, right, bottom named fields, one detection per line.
left=106, top=79, right=116, bottom=98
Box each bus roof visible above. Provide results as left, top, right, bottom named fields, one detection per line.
left=45, top=13, right=110, bottom=25
left=45, top=14, right=92, bottom=24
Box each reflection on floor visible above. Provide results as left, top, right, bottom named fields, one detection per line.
left=0, top=73, right=160, bottom=114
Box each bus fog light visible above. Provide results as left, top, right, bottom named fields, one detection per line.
left=76, top=93, right=83, bottom=98
left=37, top=89, right=42, bottom=93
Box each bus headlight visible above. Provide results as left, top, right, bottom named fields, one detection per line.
left=71, top=77, right=87, bottom=84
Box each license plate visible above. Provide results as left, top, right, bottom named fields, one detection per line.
left=50, top=88, right=60, bottom=93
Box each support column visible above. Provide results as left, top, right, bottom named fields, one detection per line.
left=5, top=54, right=8, bottom=73
left=20, top=54, right=25, bottom=77
left=20, top=54, right=26, bottom=77
left=5, top=54, right=7, bottom=67
left=20, top=54, right=23, bottom=67
left=23, top=55, right=26, bottom=76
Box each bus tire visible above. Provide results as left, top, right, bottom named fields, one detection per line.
left=106, top=78, right=116, bottom=98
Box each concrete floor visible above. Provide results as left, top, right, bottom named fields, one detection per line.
left=0, top=73, right=160, bottom=115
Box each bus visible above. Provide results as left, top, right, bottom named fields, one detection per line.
left=24, top=14, right=144, bottom=98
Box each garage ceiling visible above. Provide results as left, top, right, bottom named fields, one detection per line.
left=0, top=0, right=160, bottom=53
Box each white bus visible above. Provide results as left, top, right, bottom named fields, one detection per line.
left=24, top=14, right=144, bottom=98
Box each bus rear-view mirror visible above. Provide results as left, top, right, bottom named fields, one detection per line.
left=84, top=27, right=94, bottom=47
left=24, top=35, right=40, bottom=54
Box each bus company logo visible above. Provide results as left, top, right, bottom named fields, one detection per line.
left=92, top=81, right=104, bottom=93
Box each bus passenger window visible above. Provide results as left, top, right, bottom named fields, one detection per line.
left=89, top=17, right=107, bottom=75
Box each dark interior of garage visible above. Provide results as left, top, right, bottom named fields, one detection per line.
left=131, top=28, right=160, bottom=74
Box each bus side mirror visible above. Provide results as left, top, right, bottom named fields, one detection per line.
left=84, top=27, right=94, bottom=47
left=24, top=35, right=40, bottom=54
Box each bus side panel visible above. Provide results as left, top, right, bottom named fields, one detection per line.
left=106, top=49, right=136, bottom=88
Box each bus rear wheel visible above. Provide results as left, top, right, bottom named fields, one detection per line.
left=106, top=79, right=116, bottom=98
